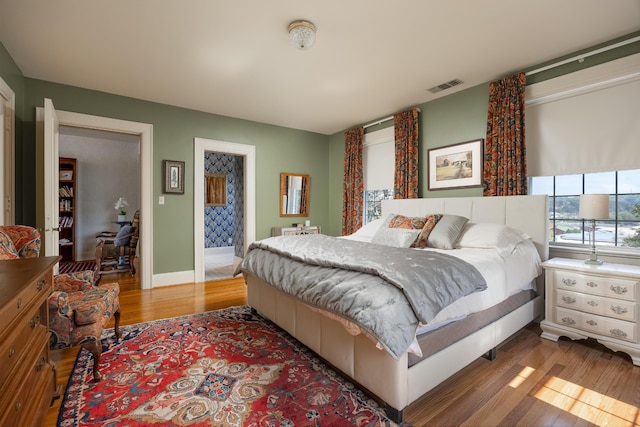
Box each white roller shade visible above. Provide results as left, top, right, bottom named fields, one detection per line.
left=363, top=126, right=394, bottom=190
left=526, top=53, right=640, bottom=177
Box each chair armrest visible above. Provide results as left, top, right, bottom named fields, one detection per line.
left=48, top=291, right=70, bottom=312
left=54, top=273, right=94, bottom=292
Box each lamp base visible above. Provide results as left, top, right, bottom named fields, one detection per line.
left=585, top=258, right=604, bottom=265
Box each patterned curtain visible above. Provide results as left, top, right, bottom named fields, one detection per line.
left=483, top=72, right=527, bottom=196
left=393, top=108, right=419, bottom=199
left=342, top=126, right=364, bottom=235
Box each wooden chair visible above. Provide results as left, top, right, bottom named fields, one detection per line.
left=95, top=210, right=139, bottom=278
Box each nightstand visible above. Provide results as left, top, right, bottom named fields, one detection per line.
left=271, top=226, right=321, bottom=236
left=540, top=257, right=640, bottom=365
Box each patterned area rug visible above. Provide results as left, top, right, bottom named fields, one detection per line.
left=58, top=306, right=407, bottom=426
left=58, top=260, right=96, bottom=274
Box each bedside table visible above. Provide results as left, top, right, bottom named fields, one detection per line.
left=271, top=226, right=321, bottom=236
left=540, top=257, right=640, bottom=365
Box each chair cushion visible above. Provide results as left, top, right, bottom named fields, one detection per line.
left=0, top=230, right=19, bottom=260
left=114, top=225, right=133, bottom=246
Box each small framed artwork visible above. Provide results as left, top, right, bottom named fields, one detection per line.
left=163, top=160, right=185, bottom=194
left=59, top=170, right=73, bottom=180
left=428, top=139, right=484, bottom=190
left=205, top=173, right=227, bottom=206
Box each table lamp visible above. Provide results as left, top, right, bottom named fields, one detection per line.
left=578, top=194, right=609, bottom=265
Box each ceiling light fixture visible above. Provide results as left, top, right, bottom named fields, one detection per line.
left=288, top=20, right=316, bottom=50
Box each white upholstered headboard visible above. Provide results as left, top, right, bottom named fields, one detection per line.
left=382, top=195, right=549, bottom=261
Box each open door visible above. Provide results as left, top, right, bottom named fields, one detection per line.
left=36, top=98, right=60, bottom=257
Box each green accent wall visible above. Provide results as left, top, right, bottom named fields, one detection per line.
left=2, top=31, right=639, bottom=274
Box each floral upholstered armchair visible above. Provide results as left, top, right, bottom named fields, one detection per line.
left=0, top=225, right=121, bottom=382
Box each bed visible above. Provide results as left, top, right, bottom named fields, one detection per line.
left=238, top=195, right=549, bottom=422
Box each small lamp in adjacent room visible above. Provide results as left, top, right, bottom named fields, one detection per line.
left=578, top=194, right=610, bottom=265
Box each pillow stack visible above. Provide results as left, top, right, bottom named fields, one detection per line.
left=371, top=213, right=468, bottom=249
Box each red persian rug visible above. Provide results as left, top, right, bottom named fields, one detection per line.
left=57, top=306, right=407, bottom=426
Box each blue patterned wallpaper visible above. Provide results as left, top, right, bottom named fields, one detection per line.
left=204, top=152, right=244, bottom=256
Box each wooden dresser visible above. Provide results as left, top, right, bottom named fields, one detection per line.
left=540, top=257, right=640, bottom=366
left=0, top=256, right=60, bottom=427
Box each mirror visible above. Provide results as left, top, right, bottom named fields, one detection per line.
left=280, top=172, right=309, bottom=217
left=205, top=173, right=227, bottom=206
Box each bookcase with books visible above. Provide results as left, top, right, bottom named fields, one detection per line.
left=59, top=157, right=76, bottom=261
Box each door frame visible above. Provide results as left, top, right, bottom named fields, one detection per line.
left=193, top=137, right=255, bottom=282
left=0, top=77, right=15, bottom=225
left=49, top=109, right=153, bottom=289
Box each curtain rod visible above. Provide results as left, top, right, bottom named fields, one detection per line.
left=526, top=35, right=640, bottom=76
left=363, top=108, right=421, bottom=129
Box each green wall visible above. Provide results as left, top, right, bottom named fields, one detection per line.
left=3, top=65, right=330, bottom=274
left=2, top=31, right=639, bottom=273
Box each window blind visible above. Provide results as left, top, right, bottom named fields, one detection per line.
left=363, top=126, right=394, bottom=190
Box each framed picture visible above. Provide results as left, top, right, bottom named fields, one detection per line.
left=205, top=173, right=227, bottom=206
left=59, top=170, right=73, bottom=180
left=428, top=139, right=484, bottom=190
left=163, top=160, right=185, bottom=194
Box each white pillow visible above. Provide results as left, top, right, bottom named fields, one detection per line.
left=456, top=222, right=531, bottom=256
left=371, top=228, right=421, bottom=248
left=350, top=218, right=385, bottom=240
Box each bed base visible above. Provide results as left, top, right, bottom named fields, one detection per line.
left=246, top=274, right=543, bottom=422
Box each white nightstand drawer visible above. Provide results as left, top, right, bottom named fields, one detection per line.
left=555, top=307, right=636, bottom=343
left=556, top=289, right=637, bottom=322
left=554, top=270, right=638, bottom=302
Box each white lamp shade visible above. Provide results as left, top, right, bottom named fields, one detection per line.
left=579, top=194, right=609, bottom=219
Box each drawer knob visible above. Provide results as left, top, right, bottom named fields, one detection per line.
left=561, top=317, right=576, bottom=326
left=561, top=296, right=576, bottom=304
left=586, top=320, right=598, bottom=326
left=8, top=346, right=14, bottom=358
left=587, top=300, right=598, bottom=307
left=36, top=279, right=46, bottom=291
left=15, top=401, right=21, bottom=412
left=610, top=329, right=627, bottom=338
left=30, top=314, right=40, bottom=329
left=610, top=306, right=628, bottom=315
left=561, top=278, right=576, bottom=287
left=586, top=281, right=598, bottom=288
left=16, top=297, right=22, bottom=309
left=610, top=285, right=628, bottom=295
left=36, top=356, right=47, bottom=372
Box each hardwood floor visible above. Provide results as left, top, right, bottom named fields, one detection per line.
left=45, top=273, right=640, bottom=426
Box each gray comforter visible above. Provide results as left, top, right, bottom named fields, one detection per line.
left=236, top=234, right=487, bottom=359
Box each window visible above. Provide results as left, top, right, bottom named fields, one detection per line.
left=364, top=189, right=393, bottom=223
left=363, top=127, right=394, bottom=223
left=529, top=169, right=640, bottom=249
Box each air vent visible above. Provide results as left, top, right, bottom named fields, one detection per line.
left=427, top=78, right=464, bottom=94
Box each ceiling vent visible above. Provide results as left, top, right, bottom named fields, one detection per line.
left=427, top=78, right=464, bottom=94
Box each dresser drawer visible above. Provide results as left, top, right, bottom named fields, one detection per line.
left=555, top=306, right=636, bottom=343
left=0, top=272, right=50, bottom=341
left=556, top=289, right=637, bottom=322
left=554, top=270, right=638, bottom=302
left=0, top=306, right=48, bottom=387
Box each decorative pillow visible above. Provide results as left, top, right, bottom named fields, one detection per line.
left=113, top=225, right=133, bottom=246
left=412, top=214, right=443, bottom=248
left=0, top=230, right=19, bottom=260
left=388, top=214, right=427, bottom=230
left=427, top=214, right=469, bottom=249
left=371, top=227, right=421, bottom=248
left=456, top=222, right=530, bottom=255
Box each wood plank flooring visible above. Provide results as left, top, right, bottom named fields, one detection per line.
left=45, top=273, right=640, bottom=426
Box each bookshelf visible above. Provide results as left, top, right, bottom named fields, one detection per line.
left=59, top=157, right=76, bottom=261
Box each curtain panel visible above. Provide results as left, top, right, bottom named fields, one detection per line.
left=342, top=126, right=364, bottom=235
left=393, top=108, right=419, bottom=199
left=483, top=72, right=528, bottom=196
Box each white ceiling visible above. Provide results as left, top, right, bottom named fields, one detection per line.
left=0, top=0, right=638, bottom=135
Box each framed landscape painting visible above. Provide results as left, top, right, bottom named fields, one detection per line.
left=428, top=139, right=483, bottom=190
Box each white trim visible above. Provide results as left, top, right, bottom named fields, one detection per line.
left=0, top=77, right=15, bottom=225
left=55, top=110, right=154, bottom=289
left=152, top=270, right=195, bottom=288
left=194, top=137, right=256, bottom=283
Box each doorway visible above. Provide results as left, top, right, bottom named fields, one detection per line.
left=194, top=137, right=256, bottom=283
left=38, top=104, right=153, bottom=289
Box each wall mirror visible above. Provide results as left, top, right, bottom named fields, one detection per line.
left=280, top=172, right=309, bottom=217
left=205, top=173, right=227, bottom=206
